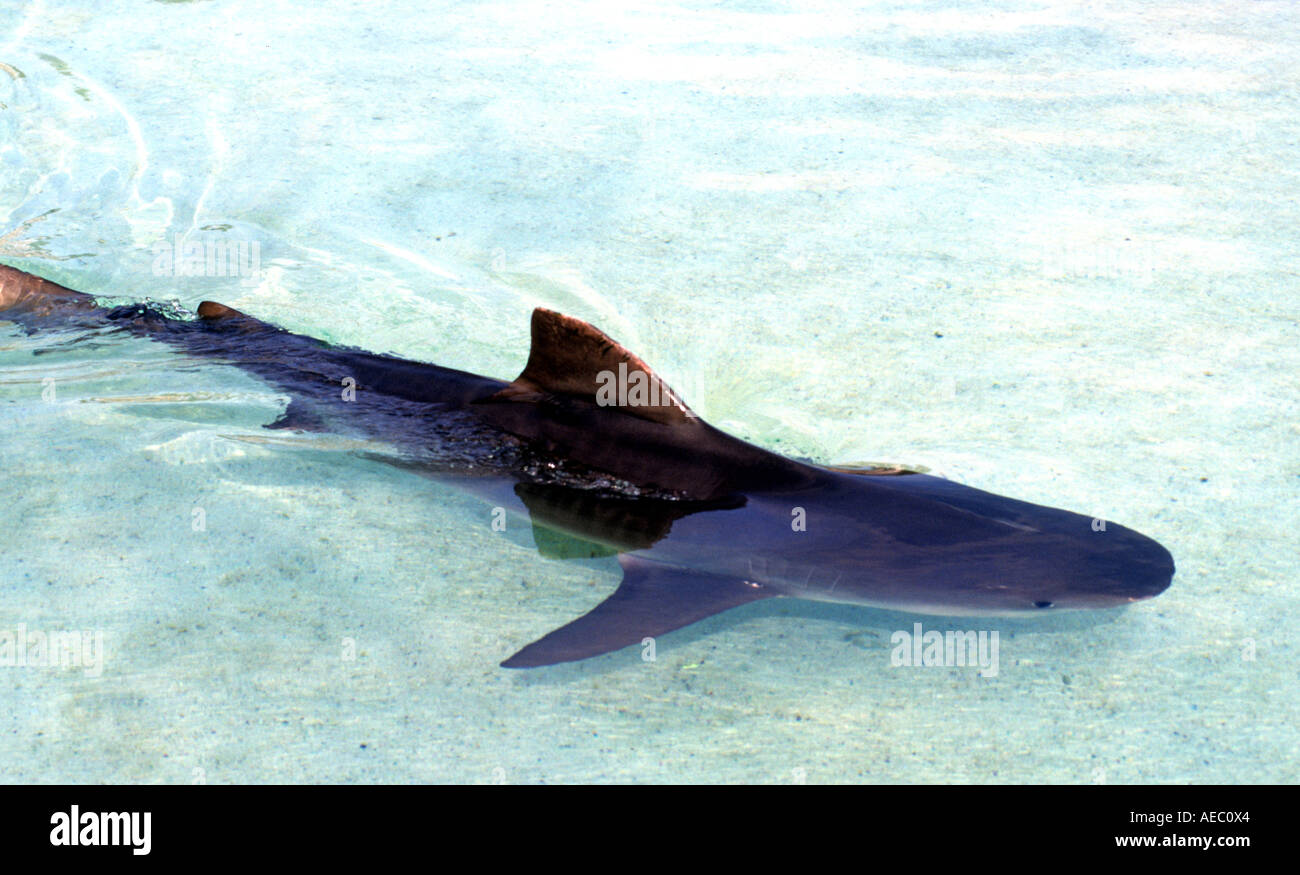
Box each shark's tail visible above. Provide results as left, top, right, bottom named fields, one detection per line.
left=0, top=263, right=102, bottom=331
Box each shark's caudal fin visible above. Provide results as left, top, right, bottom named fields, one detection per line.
left=0, top=265, right=264, bottom=335
left=501, top=555, right=776, bottom=668
left=0, top=264, right=100, bottom=328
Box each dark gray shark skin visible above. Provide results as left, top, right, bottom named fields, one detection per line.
left=0, top=263, right=1175, bottom=668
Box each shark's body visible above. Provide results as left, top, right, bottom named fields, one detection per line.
left=0, top=264, right=1174, bottom=667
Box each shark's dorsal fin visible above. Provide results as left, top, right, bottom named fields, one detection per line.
left=490, top=308, right=695, bottom=426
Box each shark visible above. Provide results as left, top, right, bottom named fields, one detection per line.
left=0, top=263, right=1174, bottom=668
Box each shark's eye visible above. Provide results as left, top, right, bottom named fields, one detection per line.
left=1033, top=600, right=1054, bottom=609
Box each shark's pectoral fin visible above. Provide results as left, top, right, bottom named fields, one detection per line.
left=501, top=555, right=776, bottom=668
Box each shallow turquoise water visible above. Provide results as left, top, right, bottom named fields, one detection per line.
left=0, top=0, right=1296, bottom=783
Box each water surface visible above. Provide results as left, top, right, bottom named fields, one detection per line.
left=0, top=0, right=1296, bottom=783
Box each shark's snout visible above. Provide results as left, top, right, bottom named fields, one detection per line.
left=1032, top=524, right=1174, bottom=611
left=881, top=518, right=1175, bottom=617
